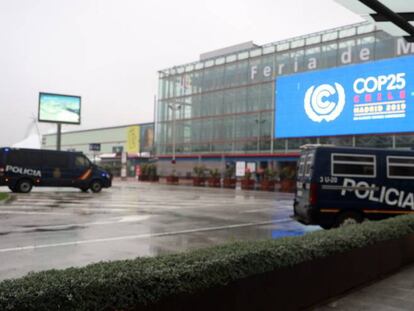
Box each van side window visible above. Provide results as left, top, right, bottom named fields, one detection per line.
left=8, top=150, right=42, bottom=167
left=387, top=156, right=414, bottom=179
left=331, top=153, right=376, bottom=177
left=43, top=153, right=69, bottom=168
left=75, top=155, right=90, bottom=168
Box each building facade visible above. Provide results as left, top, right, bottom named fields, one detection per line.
left=155, top=22, right=414, bottom=176
left=42, top=123, right=154, bottom=176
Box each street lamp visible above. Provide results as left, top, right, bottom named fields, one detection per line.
left=168, top=102, right=182, bottom=165
left=255, top=112, right=266, bottom=151
left=167, top=100, right=192, bottom=175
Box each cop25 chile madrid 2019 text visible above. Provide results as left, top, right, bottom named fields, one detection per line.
left=275, top=55, right=414, bottom=138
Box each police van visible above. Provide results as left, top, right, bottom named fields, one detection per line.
left=293, top=145, right=414, bottom=229
left=0, top=148, right=112, bottom=193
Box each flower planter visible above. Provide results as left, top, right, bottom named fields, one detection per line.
left=260, top=180, right=275, bottom=191
left=223, top=178, right=236, bottom=189
left=207, top=178, right=221, bottom=188
left=193, top=177, right=206, bottom=187
left=241, top=179, right=255, bottom=190
left=148, top=176, right=159, bottom=182
left=138, top=175, right=149, bottom=181
left=166, top=176, right=179, bottom=185
left=280, top=180, right=296, bottom=192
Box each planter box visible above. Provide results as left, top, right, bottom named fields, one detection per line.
left=280, top=179, right=296, bottom=192
left=207, top=178, right=221, bottom=188
left=223, top=178, right=236, bottom=189
left=138, top=175, right=149, bottom=181
left=166, top=176, right=179, bottom=184
left=241, top=179, right=255, bottom=190
left=139, top=175, right=159, bottom=182
left=148, top=176, right=159, bottom=182
left=260, top=180, right=275, bottom=191
left=193, top=177, right=206, bottom=187
left=146, top=234, right=414, bottom=311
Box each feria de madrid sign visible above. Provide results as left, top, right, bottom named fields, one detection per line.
left=250, top=38, right=414, bottom=81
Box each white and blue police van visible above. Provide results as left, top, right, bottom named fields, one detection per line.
left=0, top=148, right=112, bottom=193
left=293, top=145, right=414, bottom=229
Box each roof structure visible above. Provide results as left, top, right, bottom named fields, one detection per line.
left=335, top=0, right=414, bottom=41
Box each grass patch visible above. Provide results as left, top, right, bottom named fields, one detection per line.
left=1, top=215, right=414, bottom=310
left=0, top=192, right=8, bottom=201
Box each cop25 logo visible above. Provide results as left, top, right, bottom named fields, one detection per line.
left=304, top=83, right=345, bottom=122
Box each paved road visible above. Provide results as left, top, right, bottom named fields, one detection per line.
left=0, top=181, right=319, bottom=280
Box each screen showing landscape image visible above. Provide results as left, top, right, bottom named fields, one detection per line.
left=38, top=93, right=81, bottom=124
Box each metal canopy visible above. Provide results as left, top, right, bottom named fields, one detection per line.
left=335, top=0, right=414, bottom=41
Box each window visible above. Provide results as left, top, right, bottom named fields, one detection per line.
left=112, top=146, right=123, bottom=153
left=304, top=154, right=314, bottom=177
left=43, top=152, right=69, bottom=168
left=8, top=150, right=42, bottom=167
left=298, top=155, right=305, bottom=176
left=332, top=153, right=376, bottom=177
left=387, top=156, right=414, bottom=179
left=75, top=155, right=90, bottom=168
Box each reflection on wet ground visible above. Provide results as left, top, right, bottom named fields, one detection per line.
left=0, top=181, right=319, bottom=280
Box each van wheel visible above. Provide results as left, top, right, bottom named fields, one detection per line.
left=335, top=211, right=363, bottom=228
left=16, top=179, right=33, bottom=193
left=90, top=180, right=102, bottom=193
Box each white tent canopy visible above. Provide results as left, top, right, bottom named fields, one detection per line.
left=12, top=133, right=41, bottom=149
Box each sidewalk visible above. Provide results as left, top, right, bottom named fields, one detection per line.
left=316, top=263, right=414, bottom=310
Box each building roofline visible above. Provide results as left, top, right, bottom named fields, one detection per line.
left=43, top=122, right=154, bottom=137
left=158, top=21, right=372, bottom=74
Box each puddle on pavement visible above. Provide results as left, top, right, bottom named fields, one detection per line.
left=32, top=225, right=85, bottom=232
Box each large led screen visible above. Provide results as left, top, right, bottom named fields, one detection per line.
left=38, top=92, right=81, bottom=124
left=275, top=55, right=414, bottom=138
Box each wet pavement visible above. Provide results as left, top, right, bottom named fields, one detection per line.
left=0, top=181, right=318, bottom=280
left=316, top=262, right=414, bottom=311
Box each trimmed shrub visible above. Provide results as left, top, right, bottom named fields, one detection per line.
left=1, top=215, right=414, bottom=310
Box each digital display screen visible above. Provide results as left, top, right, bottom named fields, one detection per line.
left=38, top=92, right=81, bottom=124
left=275, top=55, right=414, bottom=138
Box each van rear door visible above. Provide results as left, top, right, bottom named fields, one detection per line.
left=296, top=150, right=315, bottom=199
left=0, top=149, right=6, bottom=177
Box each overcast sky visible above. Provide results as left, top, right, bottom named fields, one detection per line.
left=0, top=0, right=362, bottom=146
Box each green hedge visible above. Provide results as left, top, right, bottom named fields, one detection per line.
left=1, top=215, right=414, bottom=310
left=0, top=192, right=8, bottom=201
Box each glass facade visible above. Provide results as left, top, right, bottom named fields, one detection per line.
left=156, top=22, right=414, bottom=155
